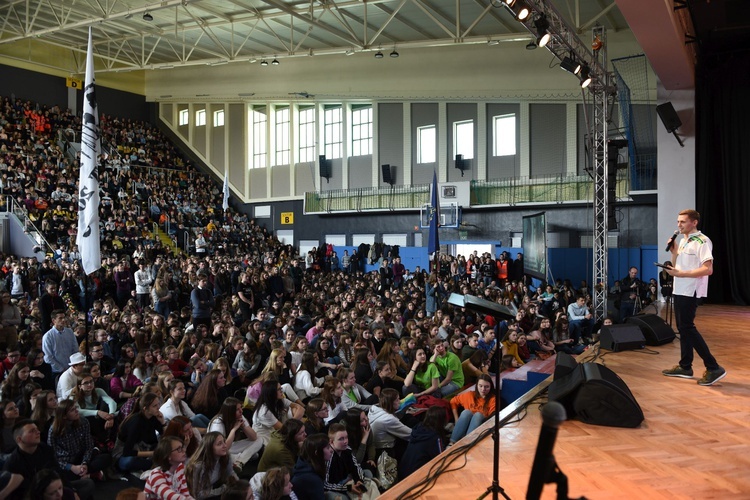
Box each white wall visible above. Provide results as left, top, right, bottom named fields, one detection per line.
left=656, top=81, right=695, bottom=254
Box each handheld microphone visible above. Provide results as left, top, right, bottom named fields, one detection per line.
left=665, top=230, right=679, bottom=252
left=526, top=401, right=567, bottom=500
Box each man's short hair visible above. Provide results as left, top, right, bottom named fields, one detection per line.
left=679, top=209, right=700, bottom=223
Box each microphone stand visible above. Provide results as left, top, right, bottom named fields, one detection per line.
left=477, top=329, right=511, bottom=500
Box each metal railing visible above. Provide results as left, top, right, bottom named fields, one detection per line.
left=304, top=172, right=631, bottom=214
left=4, top=196, right=54, bottom=253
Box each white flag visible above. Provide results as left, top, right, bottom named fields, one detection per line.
left=222, top=170, right=230, bottom=210
left=78, top=27, right=101, bottom=275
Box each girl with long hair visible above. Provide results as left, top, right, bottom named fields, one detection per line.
left=144, top=436, right=192, bottom=500
left=163, top=415, right=200, bottom=458
left=291, top=434, right=333, bottom=500
left=132, top=350, right=156, bottom=383
left=232, top=339, right=261, bottom=383
left=117, top=392, right=166, bottom=472
left=461, top=349, right=490, bottom=386
left=336, top=368, right=377, bottom=411
left=28, top=347, right=54, bottom=391
left=367, top=388, right=412, bottom=461
left=344, top=408, right=377, bottom=474
left=398, top=405, right=448, bottom=480
left=17, top=382, right=41, bottom=418
left=49, top=399, right=113, bottom=483
left=185, top=431, right=237, bottom=499
left=110, top=358, right=143, bottom=402
left=402, top=347, right=441, bottom=398
left=293, top=352, right=324, bottom=401
left=303, top=398, right=328, bottom=436
left=70, top=373, right=117, bottom=445
left=259, top=466, right=294, bottom=500
left=207, top=397, right=262, bottom=474
left=0, top=400, right=19, bottom=454
left=352, top=348, right=374, bottom=386
left=0, top=361, right=30, bottom=402
left=448, top=374, right=497, bottom=444
left=320, top=377, right=347, bottom=425
left=257, top=418, right=306, bottom=473
left=375, top=338, right=409, bottom=383
left=159, top=378, right=210, bottom=429
left=190, top=368, right=229, bottom=419
left=251, top=380, right=305, bottom=445
left=259, top=348, right=296, bottom=394
left=31, top=390, right=57, bottom=438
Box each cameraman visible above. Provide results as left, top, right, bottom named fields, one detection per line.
left=619, top=266, right=643, bottom=322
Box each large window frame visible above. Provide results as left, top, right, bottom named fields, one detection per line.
left=250, top=106, right=267, bottom=169
left=195, top=109, right=206, bottom=127
left=324, top=105, right=342, bottom=159
left=492, top=113, right=516, bottom=156
left=417, top=125, right=436, bottom=164
left=454, top=119, right=474, bottom=160
left=274, top=106, right=290, bottom=166
left=213, top=109, right=225, bottom=127
left=178, top=109, right=189, bottom=126
left=298, top=107, right=315, bottom=163
left=351, top=105, right=372, bottom=157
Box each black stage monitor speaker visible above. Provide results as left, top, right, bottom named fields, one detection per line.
left=656, top=102, right=682, bottom=133
left=625, top=314, right=676, bottom=346
left=548, top=353, right=644, bottom=428
left=600, top=324, right=645, bottom=352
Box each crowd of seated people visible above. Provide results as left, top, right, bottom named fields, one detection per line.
left=0, top=94, right=611, bottom=500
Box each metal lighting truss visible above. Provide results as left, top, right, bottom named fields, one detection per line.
left=511, top=2, right=617, bottom=320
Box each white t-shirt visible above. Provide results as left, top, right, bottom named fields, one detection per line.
left=673, top=231, right=713, bottom=298
left=252, top=399, right=292, bottom=444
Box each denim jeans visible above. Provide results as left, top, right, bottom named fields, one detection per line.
left=190, top=413, right=211, bottom=428
left=118, top=455, right=152, bottom=472
left=450, top=410, right=486, bottom=443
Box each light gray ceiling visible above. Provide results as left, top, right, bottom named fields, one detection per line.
left=0, top=0, right=628, bottom=74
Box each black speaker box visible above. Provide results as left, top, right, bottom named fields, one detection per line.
left=625, top=314, right=676, bottom=346
left=548, top=353, right=644, bottom=428
left=600, top=324, right=645, bottom=352
left=381, top=164, right=393, bottom=185
left=319, top=155, right=331, bottom=179
left=656, top=102, right=682, bottom=133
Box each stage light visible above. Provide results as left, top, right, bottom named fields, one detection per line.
left=143, top=12, right=153, bottom=21
left=390, top=49, right=399, bottom=58
left=580, top=64, right=592, bottom=88
left=534, top=15, right=551, bottom=47
left=374, top=50, right=384, bottom=59
left=526, top=41, right=537, bottom=50
left=260, top=59, right=268, bottom=67
left=560, top=56, right=581, bottom=75
left=512, top=1, right=531, bottom=21
left=272, top=58, right=279, bottom=65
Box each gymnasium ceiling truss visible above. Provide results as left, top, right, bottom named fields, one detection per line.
left=0, top=0, right=628, bottom=74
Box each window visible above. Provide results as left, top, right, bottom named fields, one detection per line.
left=298, top=107, right=315, bottom=163
left=274, top=107, right=290, bottom=166
left=454, top=120, right=474, bottom=160
left=417, top=125, right=436, bottom=164
left=195, top=109, right=206, bottom=127
left=324, top=106, right=342, bottom=159
left=178, top=109, right=189, bottom=126
left=493, top=114, right=516, bottom=156
left=213, top=109, right=225, bottom=127
left=351, top=106, right=372, bottom=156
left=250, top=106, right=267, bottom=169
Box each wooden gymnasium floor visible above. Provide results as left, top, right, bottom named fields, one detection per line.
left=382, top=304, right=750, bottom=500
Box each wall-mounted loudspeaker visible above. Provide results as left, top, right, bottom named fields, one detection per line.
left=656, top=102, right=682, bottom=133
left=319, top=155, right=332, bottom=182
left=381, top=164, right=394, bottom=185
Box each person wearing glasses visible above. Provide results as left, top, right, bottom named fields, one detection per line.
left=145, top=436, right=194, bottom=500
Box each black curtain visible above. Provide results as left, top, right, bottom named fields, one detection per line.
left=695, top=52, right=750, bottom=305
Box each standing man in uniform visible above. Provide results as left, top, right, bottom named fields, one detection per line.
left=662, top=209, right=726, bottom=386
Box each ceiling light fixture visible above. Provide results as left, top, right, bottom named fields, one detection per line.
left=345, top=49, right=355, bottom=56
left=560, top=56, right=581, bottom=75
left=526, top=41, right=537, bottom=50
left=390, top=49, right=399, bottom=58
left=143, top=12, right=153, bottom=21
left=374, top=50, right=384, bottom=59
left=487, top=40, right=500, bottom=46
left=579, top=64, right=592, bottom=88
left=534, top=15, right=551, bottom=47
left=260, top=59, right=268, bottom=67
left=272, top=58, right=279, bottom=65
